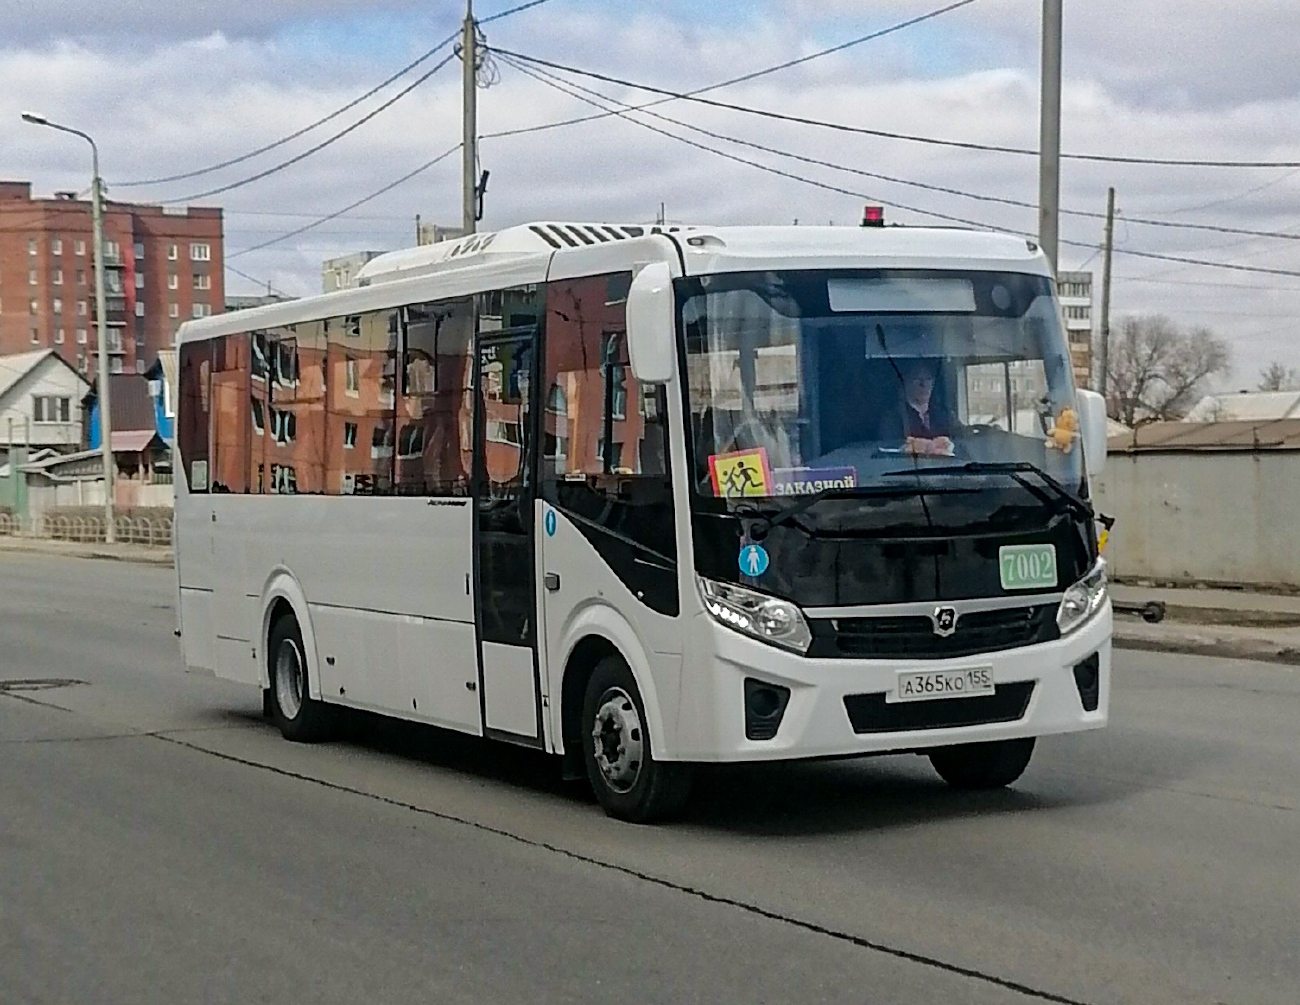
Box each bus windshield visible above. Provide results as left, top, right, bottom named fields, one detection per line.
left=680, top=269, right=1083, bottom=501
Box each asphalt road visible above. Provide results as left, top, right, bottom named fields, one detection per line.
left=1, top=553, right=1296, bottom=1005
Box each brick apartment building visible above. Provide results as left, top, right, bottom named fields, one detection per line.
left=0, top=180, right=223, bottom=377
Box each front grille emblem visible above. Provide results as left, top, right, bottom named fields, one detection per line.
left=932, top=606, right=959, bottom=637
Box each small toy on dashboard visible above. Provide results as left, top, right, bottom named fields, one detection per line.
left=1046, top=407, right=1080, bottom=453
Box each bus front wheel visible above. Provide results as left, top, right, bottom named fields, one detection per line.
left=268, top=613, right=338, bottom=744
left=928, top=737, right=1035, bottom=790
left=581, top=656, right=693, bottom=823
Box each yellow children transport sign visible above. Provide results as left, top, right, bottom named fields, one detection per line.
left=709, top=449, right=774, bottom=498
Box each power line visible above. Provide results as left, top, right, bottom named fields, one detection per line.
left=110, top=1, right=553, bottom=191
left=1112, top=270, right=1300, bottom=289
left=493, top=47, right=1300, bottom=170
left=227, top=143, right=461, bottom=259
left=500, top=55, right=1300, bottom=281
left=162, top=53, right=457, bottom=205
left=496, top=57, right=1012, bottom=230
left=483, top=0, right=985, bottom=143
left=481, top=0, right=556, bottom=24
left=1166, top=167, right=1300, bottom=215
left=225, top=264, right=294, bottom=299
left=499, top=55, right=1300, bottom=246
left=112, top=33, right=459, bottom=189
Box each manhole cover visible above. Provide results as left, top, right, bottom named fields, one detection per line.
left=0, top=678, right=88, bottom=692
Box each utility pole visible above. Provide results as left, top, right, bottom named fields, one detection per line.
left=89, top=168, right=117, bottom=543
left=1038, top=0, right=1063, bottom=276
left=23, top=112, right=115, bottom=543
left=462, top=0, right=478, bottom=235
left=1098, top=187, right=1116, bottom=398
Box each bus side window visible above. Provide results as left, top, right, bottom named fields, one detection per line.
left=178, top=341, right=212, bottom=493
left=398, top=298, right=475, bottom=497
left=542, top=273, right=678, bottom=605
left=326, top=310, right=398, bottom=496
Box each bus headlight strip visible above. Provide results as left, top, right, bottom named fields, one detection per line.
left=697, top=577, right=813, bottom=654
left=1057, top=559, right=1108, bottom=636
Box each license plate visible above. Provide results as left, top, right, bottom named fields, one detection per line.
left=999, top=543, right=1058, bottom=591
left=889, top=666, right=995, bottom=703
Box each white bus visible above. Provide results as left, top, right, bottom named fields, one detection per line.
left=174, top=221, right=1113, bottom=822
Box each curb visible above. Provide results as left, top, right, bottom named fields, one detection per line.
left=1114, top=627, right=1300, bottom=667
left=1155, top=606, right=1300, bottom=629
left=0, top=538, right=173, bottom=567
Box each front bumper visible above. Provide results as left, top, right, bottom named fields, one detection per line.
left=670, top=602, right=1112, bottom=762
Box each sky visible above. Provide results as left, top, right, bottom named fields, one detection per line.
left=3, top=0, right=1299, bottom=386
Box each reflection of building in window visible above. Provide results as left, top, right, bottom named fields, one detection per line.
left=275, top=342, right=299, bottom=387
left=270, top=464, right=297, bottom=494
left=602, top=333, right=628, bottom=419
left=487, top=419, right=522, bottom=446
left=267, top=407, right=296, bottom=445
left=371, top=423, right=394, bottom=460
left=251, top=332, right=270, bottom=381
left=400, top=298, right=475, bottom=497
left=251, top=397, right=265, bottom=435
left=597, top=438, right=623, bottom=469
left=345, top=358, right=359, bottom=395
left=546, top=382, right=567, bottom=414
left=397, top=424, right=425, bottom=459
left=343, top=422, right=357, bottom=449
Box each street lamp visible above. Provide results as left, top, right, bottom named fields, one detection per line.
left=22, top=112, right=116, bottom=543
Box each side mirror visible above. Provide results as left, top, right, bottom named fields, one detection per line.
left=1076, top=389, right=1108, bottom=478
left=626, top=261, right=676, bottom=384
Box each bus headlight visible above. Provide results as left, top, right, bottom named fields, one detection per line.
left=697, top=577, right=813, bottom=654
left=1057, top=560, right=1108, bottom=636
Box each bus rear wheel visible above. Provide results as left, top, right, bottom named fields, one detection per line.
left=268, top=613, right=338, bottom=744
left=928, top=737, right=1035, bottom=790
left=581, top=656, right=693, bottom=823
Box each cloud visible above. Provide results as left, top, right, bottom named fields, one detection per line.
left=787, top=0, right=1300, bottom=108
left=0, top=0, right=445, bottom=46
left=2, top=1, right=1298, bottom=382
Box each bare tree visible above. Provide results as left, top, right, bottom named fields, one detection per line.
left=1258, top=361, right=1300, bottom=392
left=1107, top=315, right=1232, bottom=426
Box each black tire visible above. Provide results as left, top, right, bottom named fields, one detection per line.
left=581, top=656, right=693, bottom=823
left=268, top=613, right=338, bottom=743
left=929, top=737, right=1035, bottom=790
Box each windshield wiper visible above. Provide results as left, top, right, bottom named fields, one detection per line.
left=882, top=461, right=1093, bottom=521
left=731, top=484, right=974, bottom=540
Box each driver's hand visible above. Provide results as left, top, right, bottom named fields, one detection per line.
left=906, top=436, right=954, bottom=457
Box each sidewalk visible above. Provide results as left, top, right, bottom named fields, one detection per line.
left=0, top=535, right=173, bottom=567
left=1111, top=583, right=1300, bottom=665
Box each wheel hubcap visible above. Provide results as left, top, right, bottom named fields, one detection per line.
left=591, top=687, right=643, bottom=794
left=275, top=638, right=304, bottom=720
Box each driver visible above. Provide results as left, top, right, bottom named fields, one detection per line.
left=879, top=357, right=957, bottom=457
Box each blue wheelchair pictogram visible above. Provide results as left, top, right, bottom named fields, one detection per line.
left=544, top=509, right=558, bottom=537
left=738, top=543, right=770, bottom=577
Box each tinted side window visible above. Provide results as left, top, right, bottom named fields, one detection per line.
left=210, top=334, right=250, bottom=494
left=543, top=273, right=677, bottom=614
left=396, top=298, right=475, bottom=497
left=325, top=310, right=398, bottom=495
left=178, top=341, right=212, bottom=492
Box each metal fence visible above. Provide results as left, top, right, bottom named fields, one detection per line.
left=0, top=512, right=173, bottom=547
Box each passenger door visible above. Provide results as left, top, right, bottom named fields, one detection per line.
left=473, top=329, right=543, bottom=743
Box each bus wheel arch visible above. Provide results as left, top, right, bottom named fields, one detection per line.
left=258, top=572, right=319, bottom=699
left=558, top=632, right=691, bottom=822
left=560, top=635, right=622, bottom=780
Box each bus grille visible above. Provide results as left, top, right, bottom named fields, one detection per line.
left=843, top=681, right=1035, bottom=734
left=809, top=604, right=1059, bottom=660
